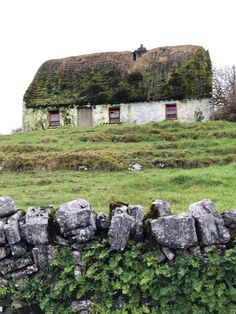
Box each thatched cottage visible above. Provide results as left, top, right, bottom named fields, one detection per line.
left=23, top=45, right=212, bottom=130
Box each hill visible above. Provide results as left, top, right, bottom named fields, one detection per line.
left=0, top=121, right=236, bottom=211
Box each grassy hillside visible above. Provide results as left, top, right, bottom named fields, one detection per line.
left=0, top=121, right=236, bottom=212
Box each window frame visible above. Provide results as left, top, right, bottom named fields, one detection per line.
left=165, top=103, right=177, bottom=120
left=49, top=111, right=60, bottom=127
left=109, top=107, right=120, bottom=124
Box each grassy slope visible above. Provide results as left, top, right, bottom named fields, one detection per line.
left=0, top=121, right=235, bottom=213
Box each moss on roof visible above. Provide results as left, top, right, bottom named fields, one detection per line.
left=24, top=45, right=212, bottom=108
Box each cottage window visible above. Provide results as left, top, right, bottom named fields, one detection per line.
left=109, top=108, right=120, bottom=124
left=49, top=111, right=60, bottom=127
left=165, top=104, right=177, bottom=120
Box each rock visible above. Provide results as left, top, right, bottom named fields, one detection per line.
left=111, top=206, right=128, bottom=216
left=149, top=200, right=171, bottom=218
left=77, top=165, right=88, bottom=171
left=0, top=258, right=32, bottom=275
left=221, top=210, right=236, bottom=229
left=127, top=205, right=144, bottom=239
left=189, top=199, right=230, bottom=245
left=71, top=300, right=91, bottom=313
left=155, top=162, right=165, bottom=169
left=25, top=207, right=50, bottom=245
left=4, top=212, right=23, bottom=245
left=151, top=214, right=198, bottom=249
left=26, top=264, right=38, bottom=275
left=128, top=163, right=142, bottom=171
left=74, top=262, right=86, bottom=278
left=0, top=247, right=10, bottom=260
left=56, top=199, right=96, bottom=235
left=108, top=213, right=135, bottom=251
left=11, top=269, right=28, bottom=284
left=189, top=199, right=216, bottom=218
left=161, top=247, right=175, bottom=261
left=0, top=197, right=17, bottom=218
left=72, top=251, right=82, bottom=265
left=96, top=212, right=110, bottom=230
left=10, top=242, right=27, bottom=257
left=54, top=236, right=70, bottom=246
left=0, top=220, right=6, bottom=245
left=70, top=226, right=96, bottom=243
left=32, top=245, right=55, bottom=267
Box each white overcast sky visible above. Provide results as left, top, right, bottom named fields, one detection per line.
left=0, top=0, right=236, bottom=134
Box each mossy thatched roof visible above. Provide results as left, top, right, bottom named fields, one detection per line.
left=24, top=45, right=212, bottom=108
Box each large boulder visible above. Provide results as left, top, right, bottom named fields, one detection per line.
left=25, top=207, right=50, bottom=245
left=151, top=214, right=198, bottom=249
left=0, top=196, right=17, bottom=218
left=56, top=199, right=96, bottom=244
left=108, top=213, right=135, bottom=251
left=189, top=199, right=230, bottom=245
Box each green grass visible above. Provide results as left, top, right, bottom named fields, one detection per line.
left=1, top=163, right=235, bottom=214
left=0, top=120, right=235, bottom=213
left=0, top=120, right=236, bottom=171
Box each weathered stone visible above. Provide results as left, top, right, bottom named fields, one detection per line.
left=56, top=199, right=96, bottom=234
left=96, top=212, right=110, bottom=230
left=111, top=206, right=128, bottom=216
left=55, top=236, right=70, bottom=246
left=32, top=245, right=55, bottom=267
left=108, top=213, right=135, bottom=251
left=0, top=197, right=17, bottom=218
left=161, top=247, right=175, bottom=261
left=19, top=220, right=27, bottom=241
left=127, top=205, right=144, bottom=239
left=72, top=251, right=82, bottom=265
left=128, top=163, right=142, bottom=171
left=11, top=269, right=28, bottom=284
left=66, top=225, right=96, bottom=243
left=189, top=199, right=217, bottom=218
left=4, top=212, right=24, bottom=245
left=0, top=258, right=32, bottom=275
left=0, top=220, right=6, bottom=245
left=221, top=210, right=236, bottom=229
left=189, top=199, right=230, bottom=245
left=25, top=207, right=50, bottom=245
left=0, top=247, right=9, bottom=260
left=74, top=262, right=86, bottom=278
left=26, top=264, right=38, bottom=275
left=71, top=300, right=91, bottom=313
left=10, top=242, right=27, bottom=257
left=150, top=200, right=171, bottom=218
left=151, top=214, right=198, bottom=249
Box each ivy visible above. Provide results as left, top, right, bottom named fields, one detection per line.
left=7, top=241, right=236, bottom=313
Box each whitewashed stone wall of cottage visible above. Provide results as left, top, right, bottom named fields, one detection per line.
left=23, top=99, right=212, bottom=131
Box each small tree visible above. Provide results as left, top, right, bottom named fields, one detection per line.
left=212, top=65, right=236, bottom=121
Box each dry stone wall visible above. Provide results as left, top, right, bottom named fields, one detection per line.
left=0, top=196, right=235, bottom=313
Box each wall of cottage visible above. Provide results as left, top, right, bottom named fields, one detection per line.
left=23, top=99, right=212, bottom=131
